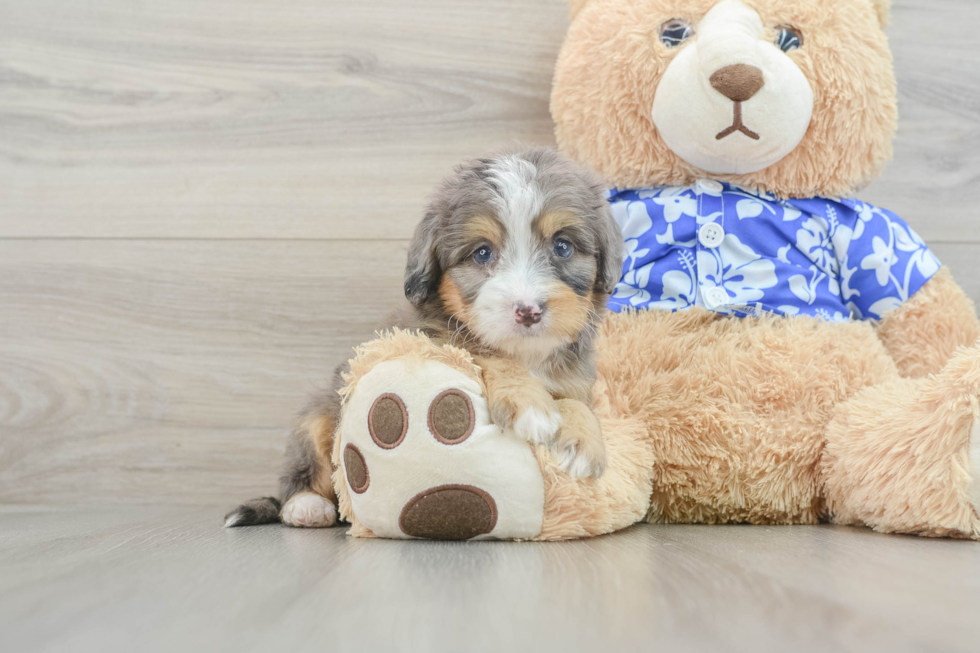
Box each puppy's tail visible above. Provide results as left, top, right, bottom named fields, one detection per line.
left=223, top=497, right=282, bottom=528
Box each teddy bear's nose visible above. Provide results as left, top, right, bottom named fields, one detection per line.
left=710, top=63, right=766, bottom=102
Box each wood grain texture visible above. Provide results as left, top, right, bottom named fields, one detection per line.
left=0, top=240, right=406, bottom=504
left=2, top=1, right=980, bottom=645
left=2, top=0, right=980, bottom=506
left=2, top=507, right=980, bottom=653
left=1, top=0, right=979, bottom=241
left=862, top=0, right=980, bottom=234
left=0, top=0, right=567, bottom=240
left=1, top=241, right=979, bottom=506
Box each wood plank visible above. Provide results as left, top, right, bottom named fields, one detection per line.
left=0, top=0, right=567, bottom=240
left=2, top=507, right=980, bottom=653
left=2, top=240, right=979, bottom=506
left=861, top=0, right=980, bottom=235
left=934, top=242, right=980, bottom=304
left=1, top=0, right=979, bottom=241
left=0, top=239, right=408, bottom=505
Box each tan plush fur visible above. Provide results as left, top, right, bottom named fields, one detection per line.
left=333, top=0, right=980, bottom=540
left=334, top=279, right=980, bottom=539
left=597, top=307, right=899, bottom=524
left=552, top=0, right=897, bottom=198
left=876, top=268, right=980, bottom=379
left=871, top=0, right=891, bottom=28
left=544, top=0, right=980, bottom=539
left=536, top=406, right=654, bottom=540
left=823, top=345, right=980, bottom=538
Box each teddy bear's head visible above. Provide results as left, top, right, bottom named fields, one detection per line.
left=552, top=0, right=896, bottom=198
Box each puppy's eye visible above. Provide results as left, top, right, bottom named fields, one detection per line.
left=473, top=246, right=494, bottom=265
left=553, top=239, right=573, bottom=259
left=659, top=19, right=693, bottom=48
left=775, top=26, right=803, bottom=52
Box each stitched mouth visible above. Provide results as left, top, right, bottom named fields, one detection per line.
left=716, top=102, right=760, bottom=141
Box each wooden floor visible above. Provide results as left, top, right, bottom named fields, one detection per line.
left=2, top=506, right=979, bottom=653
left=4, top=0, right=980, bottom=650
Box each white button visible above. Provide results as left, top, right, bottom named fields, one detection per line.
left=698, top=223, right=725, bottom=248
left=704, top=287, right=730, bottom=308
left=696, top=179, right=724, bottom=194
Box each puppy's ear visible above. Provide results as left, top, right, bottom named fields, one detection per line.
left=594, top=203, right=625, bottom=295
left=404, top=211, right=441, bottom=307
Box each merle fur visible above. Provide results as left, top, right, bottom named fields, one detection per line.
left=224, top=146, right=624, bottom=527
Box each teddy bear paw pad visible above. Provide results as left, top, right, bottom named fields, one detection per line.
left=339, top=358, right=545, bottom=540
left=399, top=484, right=498, bottom=540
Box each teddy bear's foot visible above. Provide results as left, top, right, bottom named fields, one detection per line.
left=824, top=345, right=980, bottom=539
left=280, top=491, right=338, bottom=528
left=336, top=354, right=546, bottom=540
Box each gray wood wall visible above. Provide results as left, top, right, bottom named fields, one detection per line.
left=2, top=0, right=979, bottom=506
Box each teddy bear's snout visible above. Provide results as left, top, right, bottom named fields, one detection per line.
left=710, top=63, right=765, bottom=103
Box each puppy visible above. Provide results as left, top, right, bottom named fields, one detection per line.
left=225, top=146, right=624, bottom=528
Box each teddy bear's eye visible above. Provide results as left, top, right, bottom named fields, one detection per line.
left=659, top=19, right=694, bottom=48
left=775, top=26, right=803, bottom=52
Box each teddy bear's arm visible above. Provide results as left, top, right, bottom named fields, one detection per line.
left=875, top=267, right=980, bottom=378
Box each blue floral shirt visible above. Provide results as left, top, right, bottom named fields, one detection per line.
left=608, top=180, right=940, bottom=321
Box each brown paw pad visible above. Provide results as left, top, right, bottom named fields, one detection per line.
left=398, top=484, right=498, bottom=540
left=344, top=444, right=370, bottom=494
left=428, top=389, right=475, bottom=445
left=368, top=393, right=408, bottom=449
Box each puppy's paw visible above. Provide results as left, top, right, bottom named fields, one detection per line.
left=513, top=405, right=563, bottom=446
left=551, top=398, right=606, bottom=479
left=489, top=386, right=562, bottom=446
left=281, top=492, right=338, bottom=528
left=554, top=435, right=607, bottom=479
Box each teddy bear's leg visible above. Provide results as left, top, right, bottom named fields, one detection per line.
left=822, top=345, right=980, bottom=538
left=535, top=411, right=655, bottom=541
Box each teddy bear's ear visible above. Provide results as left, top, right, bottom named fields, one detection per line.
left=568, top=0, right=590, bottom=20
left=870, top=0, right=891, bottom=28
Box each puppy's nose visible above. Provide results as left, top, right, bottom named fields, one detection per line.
left=710, top=64, right=765, bottom=102
left=515, top=303, right=543, bottom=327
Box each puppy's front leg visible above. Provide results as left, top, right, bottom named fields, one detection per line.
left=477, top=356, right=562, bottom=447
left=553, top=399, right=606, bottom=479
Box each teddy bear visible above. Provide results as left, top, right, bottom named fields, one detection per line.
left=330, top=0, right=980, bottom=540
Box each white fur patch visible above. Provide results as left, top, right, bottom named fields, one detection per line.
left=513, top=406, right=562, bottom=446
left=223, top=513, right=245, bottom=528
left=281, top=492, right=338, bottom=528
left=469, top=156, right=568, bottom=363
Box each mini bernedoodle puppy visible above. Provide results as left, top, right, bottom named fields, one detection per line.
left=226, top=146, right=624, bottom=528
